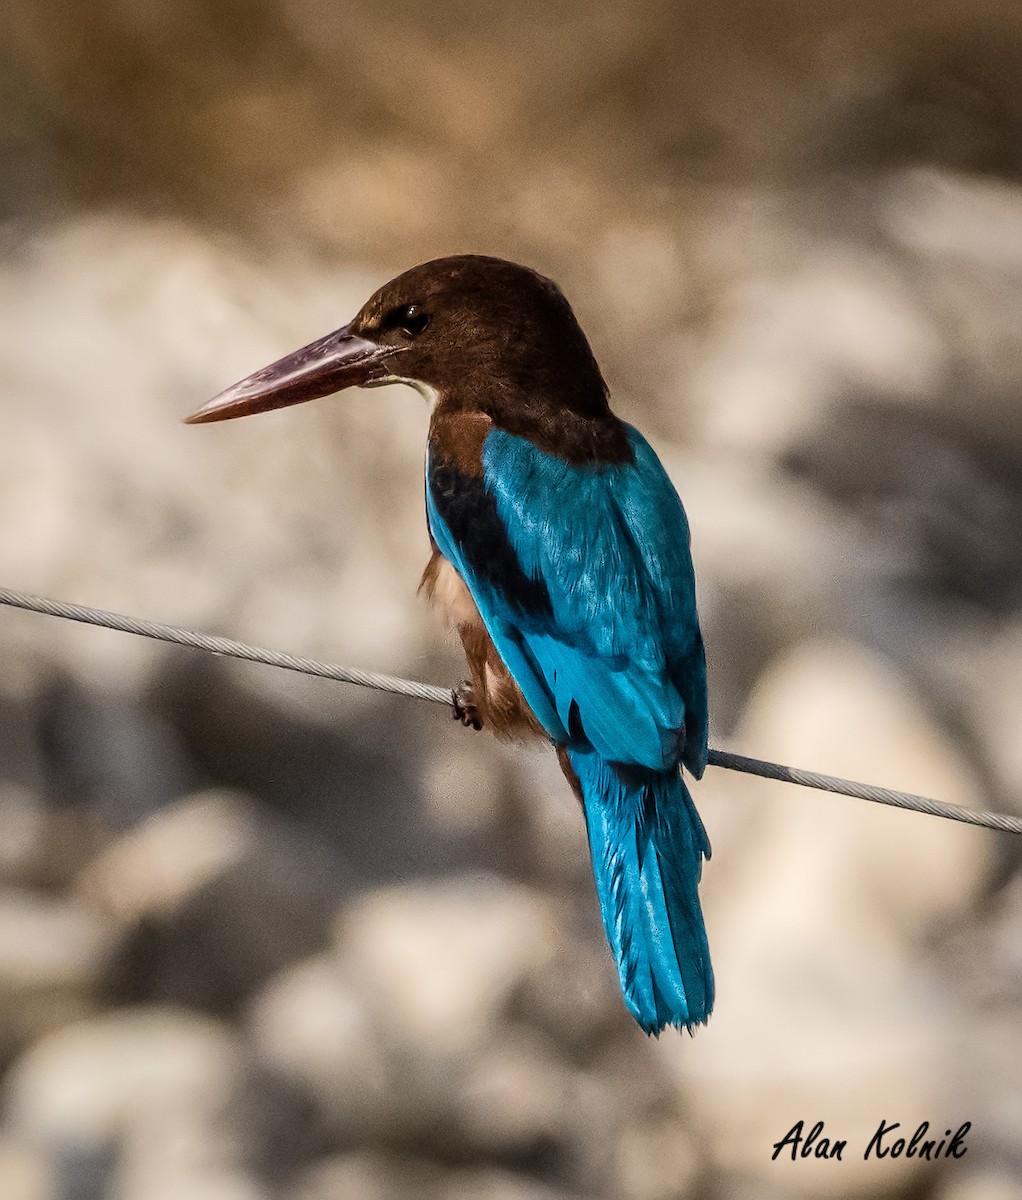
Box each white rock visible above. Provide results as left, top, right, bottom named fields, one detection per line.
left=0, top=214, right=429, bottom=695
left=246, top=954, right=390, bottom=1140
left=117, top=1112, right=270, bottom=1200
left=335, top=875, right=557, bottom=1055
left=705, top=639, right=991, bottom=939
left=684, top=246, right=945, bottom=457
left=5, top=1007, right=245, bottom=1154
left=112, top=1045, right=270, bottom=1200
left=883, top=167, right=1022, bottom=276
left=116, top=1161, right=269, bottom=1200
left=6, top=1006, right=266, bottom=1200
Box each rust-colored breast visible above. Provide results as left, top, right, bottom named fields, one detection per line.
left=427, top=408, right=492, bottom=476
left=419, top=550, right=545, bottom=742
left=419, top=550, right=479, bottom=628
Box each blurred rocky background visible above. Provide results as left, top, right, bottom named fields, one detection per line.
left=0, top=0, right=1020, bottom=1197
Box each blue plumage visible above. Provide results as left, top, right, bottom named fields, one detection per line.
left=427, top=425, right=714, bottom=1033
left=569, top=747, right=712, bottom=1033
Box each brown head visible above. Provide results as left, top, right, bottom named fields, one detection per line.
left=186, top=256, right=611, bottom=426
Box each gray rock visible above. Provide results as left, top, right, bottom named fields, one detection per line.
left=78, top=789, right=342, bottom=1011
left=4, top=1007, right=255, bottom=1198
left=250, top=948, right=614, bottom=1184
left=252, top=875, right=629, bottom=1182
left=510, top=914, right=624, bottom=1055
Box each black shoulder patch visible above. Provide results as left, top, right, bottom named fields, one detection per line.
left=428, top=458, right=552, bottom=617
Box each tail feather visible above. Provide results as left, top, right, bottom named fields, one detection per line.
left=568, top=746, right=713, bottom=1034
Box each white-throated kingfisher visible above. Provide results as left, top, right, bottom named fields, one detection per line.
left=187, top=256, right=713, bottom=1034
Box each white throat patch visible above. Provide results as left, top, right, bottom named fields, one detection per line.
left=367, top=375, right=440, bottom=407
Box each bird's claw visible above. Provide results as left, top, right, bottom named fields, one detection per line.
left=452, top=681, right=483, bottom=731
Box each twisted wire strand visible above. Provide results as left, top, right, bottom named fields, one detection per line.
left=705, top=749, right=1022, bottom=834
left=2, top=586, right=1020, bottom=836
left=0, top=587, right=450, bottom=705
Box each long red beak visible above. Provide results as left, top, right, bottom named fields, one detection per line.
left=185, top=325, right=399, bottom=424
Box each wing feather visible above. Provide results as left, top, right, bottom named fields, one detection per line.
left=427, top=425, right=707, bottom=774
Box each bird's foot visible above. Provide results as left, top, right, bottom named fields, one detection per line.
left=452, top=681, right=483, bottom=731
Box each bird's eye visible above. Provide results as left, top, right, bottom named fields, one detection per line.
left=386, top=303, right=430, bottom=338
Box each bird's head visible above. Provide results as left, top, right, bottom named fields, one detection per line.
left=186, top=255, right=608, bottom=425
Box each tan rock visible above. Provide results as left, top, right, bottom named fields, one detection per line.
left=78, top=790, right=257, bottom=922
left=615, top=1116, right=701, bottom=1200
left=435, top=1168, right=585, bottom=1200
left=0, top=1138, right=53, bottom=1200
left=935, top=1171, right=1022, bottom=1200
left=0, top=890, right=112, bottom=1059
left=451, top=1030, right=572, bottom=1160
left=0, top=785, right=46, bottom=887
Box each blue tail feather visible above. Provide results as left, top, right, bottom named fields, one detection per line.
left=569, top=746, right=713, bottom=1035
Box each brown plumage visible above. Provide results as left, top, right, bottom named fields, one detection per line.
left=354, top=256, right=634, bottom=466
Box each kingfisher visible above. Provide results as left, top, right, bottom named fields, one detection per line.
left=187, top=256, right=713, bottom=1034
